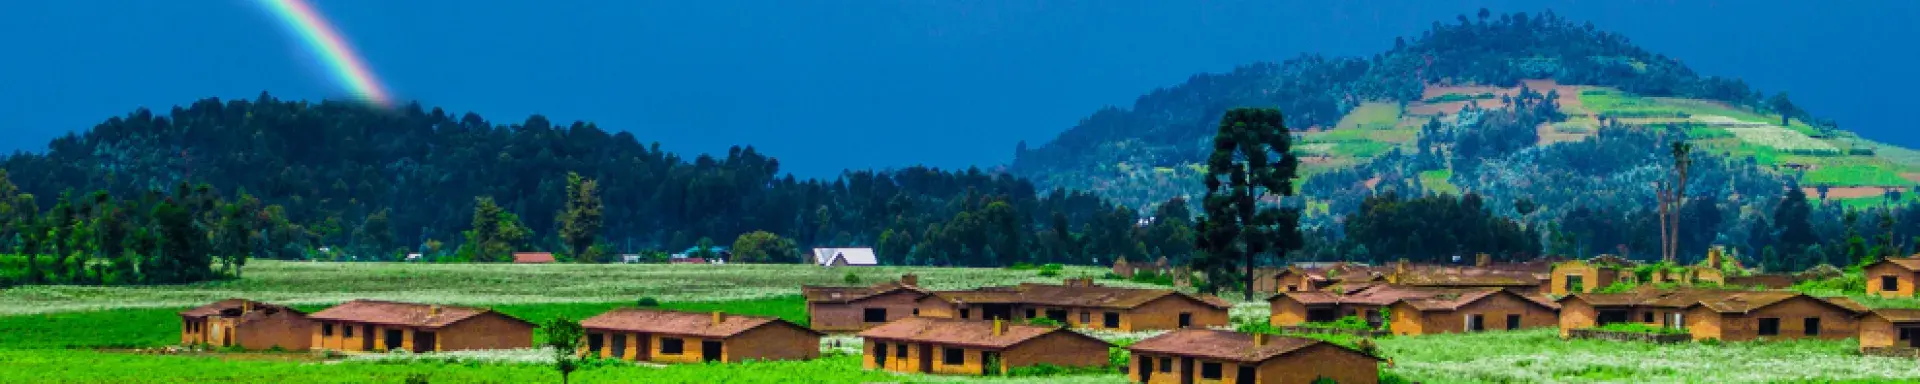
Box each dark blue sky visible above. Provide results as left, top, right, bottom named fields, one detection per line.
left=4, top=1, right=1915, bottom=177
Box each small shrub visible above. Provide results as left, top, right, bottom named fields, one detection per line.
left=405, top=373, right=431, bottom=384
left=1037, top=263, right=1064, bottom=277
left=842, top=272, right=860, bottom=285
left=636, top=297, right=661, bottom=307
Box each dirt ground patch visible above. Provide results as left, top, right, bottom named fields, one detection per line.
left=1805, top=187, right=1903, bottom=200
left=1901, top=173, right=1920, bottom=184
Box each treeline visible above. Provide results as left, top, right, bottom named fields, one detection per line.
left=1, top=95, right=1165, bottom=271
left=0, top=173, right=285, bottom=286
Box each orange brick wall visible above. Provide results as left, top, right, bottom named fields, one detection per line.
left=725, top=324, right=820, bottom=362
left=1002, top=332, right=1110, bottom=371
left=809, top=291, right=926, bottom=332
left=233, top=311, right=316, bottom=351
left=436, top=314, right=535, bottom=351
left=1260, top=343, right=1380, bottom=384
left=1866, top=263, right=1916, bottom=298
left=1709, top=297, right=1859, bottom=342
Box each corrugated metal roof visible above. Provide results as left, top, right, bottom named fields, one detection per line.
left=813, top=248, right=878, bottom=266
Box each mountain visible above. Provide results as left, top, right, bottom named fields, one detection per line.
left=1012, top=10, right=1920, bottom=266
left=0, top=95, right=1165, bottom=268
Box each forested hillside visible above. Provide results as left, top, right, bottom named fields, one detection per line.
left=1, top=95, right=1178, bottom=275
left=1013, top=10, right=1920, bottom=270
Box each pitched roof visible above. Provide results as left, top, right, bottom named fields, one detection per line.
left=581, top=308, right=819, bottom=337
left=857, top=317, right=1106, bottom=350
left=180, top=299, right=305, bottom=318
left=802, top=281, right=928, bottom=303
left=308, top=300, right=530, bottom=329
left=1871, top=258, right=1920, bottom=272
left=1871, top=308, right=1920, bottom=323
left=1274, top=285, right=1555, bottom=311
left=923, top=283, right=1232, bottom=310
left=1399, top=289, right=1560, bottom=311
left=1127, top=329, right=1379, bottom=364
left=813, top=248, right=878, bottom=266
left=1562, top=287, right=1863, bottom=315
left=513, top=252, right=555, bottom=264
left=1395, top=267, right=1543, bottom=287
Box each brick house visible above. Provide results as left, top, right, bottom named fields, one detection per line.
left=308, top=300, right=535, bottom=352
left=802, top=274, right=930, bottom=332
left=1385, top=288, right=1560, bottom=336
left=1392, top=266, right=1550, bottom=295
left=1126, top=329, right=1382, bottom=384
left=1860, top=309, right=1920, bottom=352
left=579, top=309, right=820, bottom=363
left=1268, top=264, right=1387, bottom=293
left=1864, top=257, right=1920, bottom=298
left=1549, top=256, right=1638, bottom=296
left=859, top=317, right=1112, bottom=376
left=916, top=278, right=1231, bottom=331
left=1269, top=284, right=1558, bottom=335
left=180, top=299, right=315, bottom=351
left=1557, top=287, right=1867, bottom=342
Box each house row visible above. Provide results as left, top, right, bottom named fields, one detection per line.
left=180, top=299, right=536, bottom=352
left=804, top=276, right=1233, bottom=332
left=1558, top=286, right=1868, bottom=342
left=857, top=317, right=1384, bottom=383
left=1270, top=285, right=1562, bottom=336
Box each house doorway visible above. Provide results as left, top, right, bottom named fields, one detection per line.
left=360, top=325, right=375, bottom=351
left=413, top=331, right=436, bottom=353
left=384, top=329, right=404, bottom=351
left=1139, top=357, right=1153, bottom=382
left=1179, top=357, right=1194, bottom=384
left=701, top=340, right=723, bottom=362
left=918, top=344, right=932, bottom=373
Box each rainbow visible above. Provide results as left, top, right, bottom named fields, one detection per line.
left=256, top=0, right=393, bottom=107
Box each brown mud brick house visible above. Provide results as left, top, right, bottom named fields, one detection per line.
left=1112, top=256, right=1172, bottom=279
left=1385, top=287, right=1560, bottom=336
left=1392, top=266, right=1550, bottom=295
left=1268, top=264, right=1387, bottom=293
left=180, top=299, right=315, bottom=350
left=1270, top=284, right=1558, bottom=334
left=859, top=317, right=1112, bottom=376
left=1557, top=287, right=1866, bottom=342
left=802, top=274, right=930, bottom=332
left=1126, top=329, right=1382, bottom=384
left=1549, top=255, right=1639, bottom=296
left=512, top=252, right=555, bottom=264
left=309, top=300, right=535, bottom=352
left=916, top=278, right=1231, bottom=331
left=1864, top=257, right=1920, bottom=298
left=1860, top=309, right=1920, bottom=354
left=579, top=309, right=820, bottom=363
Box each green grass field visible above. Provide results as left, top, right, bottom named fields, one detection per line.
left=0, top=260, right=1120, bottom=316
left=8, top=262, right=1920, bottom=383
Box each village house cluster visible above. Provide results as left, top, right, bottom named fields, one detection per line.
left=177, top=251, right=1920, bottom=384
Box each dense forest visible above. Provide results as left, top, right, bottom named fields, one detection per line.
left=0, top=96, right=1196, bottom=287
